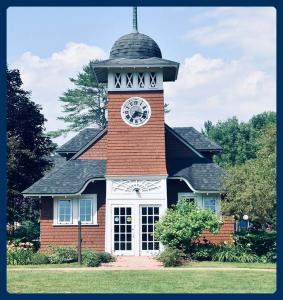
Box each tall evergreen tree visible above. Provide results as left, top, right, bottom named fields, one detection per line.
left=48, top=60, right=108, bottom=138
left=7, top=68, right=55, bottom=226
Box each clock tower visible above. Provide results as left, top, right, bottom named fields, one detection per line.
left=92, top=7, right=179, bottom=177
left=92, top=7, right=179, bottom=255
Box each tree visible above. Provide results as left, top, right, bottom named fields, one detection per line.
left=221, top=123, right=276, bottom=226
left=48, top=61, right=108, bottom=138
left=202, top=112, right=276, bottom=168
left=49, top=60, right=171, bottom=138
left=155, top=200, right=220, bottom=251
left=7, top=68, right=55, bottom=226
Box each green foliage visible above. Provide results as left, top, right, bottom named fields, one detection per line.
left=46, top=245, right=78, bottom=264
left=8, top=220, right=40, bottom=250
left=203, top=112, right=276, bottom=168
left=81, top=249, right=114, bottom=267
left=155, top=199, right=220, bottom=251
left=95, top=251, right=115, bottom=263
left=157, top=247, right=186, bottom=267
left=30, top=252, right=50, bottom=265
left=221, top=123, right=276, bottom=225
left=234, top=230, right=276, bottom=259
left=190, top=243, right=216, bottom=261
left=82, top=249, right=102, bottom=267
left=48, top=61, right=108, bottom=138
left=7, top=67, right=55, bottom=225
left=7, top=241, right=34, bottom=265
left=212, top=245, right=258, bottom=263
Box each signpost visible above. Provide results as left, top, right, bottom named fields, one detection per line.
left=78, top=220, right=82, bottom=265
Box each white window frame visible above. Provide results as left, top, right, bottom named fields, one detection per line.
left=53, top=194, right=98, bottom=226
left=79, top=198, right=94, bottom=224
left=58, top=199, right=73, bottom=225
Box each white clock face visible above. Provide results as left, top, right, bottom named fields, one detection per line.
left=121, top=97, right=151, bottom=127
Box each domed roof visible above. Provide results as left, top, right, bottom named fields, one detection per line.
left=110, top=32, right=162, bottom=59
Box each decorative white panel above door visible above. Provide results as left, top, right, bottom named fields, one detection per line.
left=112, top=180, right=162, bottom=193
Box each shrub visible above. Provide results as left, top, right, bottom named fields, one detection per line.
left=157, top=248, right=186, bottom=267
left=95, top=252, right=115, bottom=263
left=212, top=245, right=258, bottom=263
left=234, top=230, right=276, bottom=259
left=190, top=243, right=216, bottom=261
left=30, top=252, right=49, bottom=264
left=82, top=250, right=102, bottom=267
left=7, top=241, right=34, bottom=265
left=155, top=200, right=220, bottom=251
left=46, top=245, right=78, bottom=264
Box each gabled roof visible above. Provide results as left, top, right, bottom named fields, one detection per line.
left=173, top=127, right=222, bottom=151
left=23, top=160, right=106, bottom=195
left=56, top=125, right=222, bottom=157
left=56, top=128, right=104, bottom=154
left=167, top=159, right=226, bottom=192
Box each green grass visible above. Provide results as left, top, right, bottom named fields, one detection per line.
left=7, top=268, right=276, bottom=293
left=182, top=261, right=276, bottom=269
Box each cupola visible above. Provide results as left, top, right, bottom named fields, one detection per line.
left=92, top=7, right=179, bottom=90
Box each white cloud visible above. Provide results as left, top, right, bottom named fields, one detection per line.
left=185, top=7, right=276, bottom=59
left=164, top=53, right=276, bottom=130
left=12, top=42, right=107, bottom=145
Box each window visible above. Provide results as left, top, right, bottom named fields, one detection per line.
left=79, top=199, right=92, bottom=223
left=114, top=73, right=121, bottom=88
left=149, top=72, right=157, bottom=88
left=203, top=198, right=216, bottom=212
left=138, top=73, right=145, bottom=88
left=126, top=73, right=133, bottom=88
left=55, top=195, right=97, bottom=225
left=178, top=193, right=197, bottom=205
left=58, top=200, right=72, bottom=224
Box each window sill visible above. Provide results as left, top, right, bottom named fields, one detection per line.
left=52, top=223, right=99, bottom=227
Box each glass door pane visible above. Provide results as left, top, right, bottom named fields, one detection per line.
left=113, top=206, right=133, bottom=253
left=141, top=206, right=160, bottom=254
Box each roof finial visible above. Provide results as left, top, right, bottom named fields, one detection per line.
left=133, top=6, right=138, bottom=33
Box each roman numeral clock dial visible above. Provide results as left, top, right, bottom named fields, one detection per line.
left=121, top=97, right=151, bottom=127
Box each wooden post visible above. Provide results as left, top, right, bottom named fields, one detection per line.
left=78, top=220, right=82, bottom=265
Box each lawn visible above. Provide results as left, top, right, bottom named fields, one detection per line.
left=7, top=266, right=276, bottom=293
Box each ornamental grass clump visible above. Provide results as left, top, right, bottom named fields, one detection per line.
left=155, top=199, right=220, bottom=252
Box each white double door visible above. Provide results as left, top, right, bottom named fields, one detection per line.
left=112, top=204, right=161, bottom=256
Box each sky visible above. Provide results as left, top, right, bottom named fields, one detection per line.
left=7, top=7, right=276, bottom=146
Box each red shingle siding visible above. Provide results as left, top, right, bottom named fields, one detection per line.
left=106, top=91, right=167, bottom=176
left=198, top=217, right=235, bottom=244
left=78, top=133, right=107, bottom=160
left=40, top=181, right=106, bottom=252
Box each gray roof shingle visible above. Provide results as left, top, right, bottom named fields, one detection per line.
left=56, top=128, right=103, bottom=153
left=23, top=160, right=106, bottom=195
left=110, top=33, right=162, bottom=59
left=167, top=159, right=226, bottom=191
left=56, top=126, right=221, bottom=156
left=173, top=127, right=222, bottom=151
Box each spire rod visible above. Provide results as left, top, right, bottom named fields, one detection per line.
left=133, top=6, right=138, bottom=33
